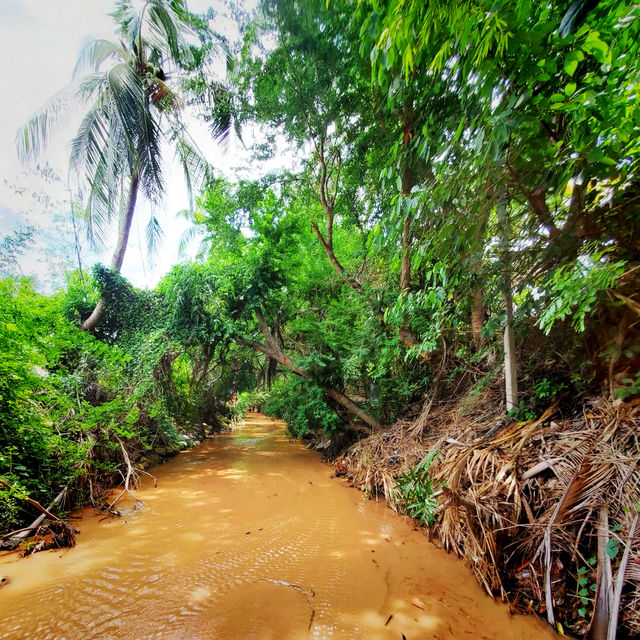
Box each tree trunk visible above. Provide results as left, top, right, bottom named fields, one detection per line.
left=235, top=311, right=383, bottom=431
left=68, top=188, right=84, bottom=279
left=503, top=291, right=518, bottom=411
left=110, top=172, right=139, bottom=272
left=470, top=206, right=490, bottom=347
left=324, top=388, right=382, bottom=430
left=497, top=196, right=518, bottom=411
left=310, top=221, right=362, bottom=291
left=81, top=172, right=139, bottom=331
left=471, top=289, right=485, bottom=346
left=586, top=507, right=614, bottom=640
left=400, top=105, right=414, bottom=292
left=309, top=108, right=437, bottom=361
left=400, top=214, right=411, bottom=291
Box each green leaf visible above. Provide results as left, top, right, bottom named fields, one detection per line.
left=564, top=59, right=578, bottom=76
left=582, top=33, right=609, bottom=62
left=453, top=115, right=466, bottom=144
left=587, top=148, right=617, bottom=166
left=606, top=539, right=619, bottom=560
left=564, top=50, right=584, bottom=77
left=565, top=82, right=577, bottom=96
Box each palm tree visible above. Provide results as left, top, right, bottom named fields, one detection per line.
left=17, top=0, right=213, bottom=330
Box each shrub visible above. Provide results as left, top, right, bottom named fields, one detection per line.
left=263, top=376, right=340, bottom=437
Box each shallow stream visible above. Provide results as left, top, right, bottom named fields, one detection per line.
left=0, top=414, right=556, bottom=639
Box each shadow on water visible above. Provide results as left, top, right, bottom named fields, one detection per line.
left=0, top=414, right=557, bottom=639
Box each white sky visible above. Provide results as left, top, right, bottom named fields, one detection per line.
left=0, top=0, right=284, bottom=291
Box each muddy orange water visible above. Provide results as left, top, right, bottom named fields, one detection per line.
left=0, top=415, right=556, bottom=639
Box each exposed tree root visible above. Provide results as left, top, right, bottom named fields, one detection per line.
left=107, top=437, right=157, bottom=514
left=19, top=520, right=79, bottom=557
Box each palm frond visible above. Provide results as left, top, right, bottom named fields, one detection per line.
left=85, top=154, right=123, bottom=249
left=76, top=72, right=110, bottom=101
left=16, top=85, right=75, bottom=162
left=69, top=96, right=110, bottom=177
left=193, top=80, right=236, bottom=146
left=73, top=39, right=121, bottom=77
left=172, top=128, right=210, bottom=209
left=136, top=106, right=164, bottom=203
left=145, top=0, right=192, bottom=63
left=70, top=96, right=128, bottom=247
left=114, top=0, right=194, bottom=66
left=145, top=213, right=164, bottom=257
left=105, top=62, right=164, bottom=203
left=106, top=62, right=145, bottom=161
left=177, top=223, right=201, bottom=257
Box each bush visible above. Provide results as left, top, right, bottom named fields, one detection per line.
left=393, top=451, right=440, bottom=527
left=263, top=376, right=340, bottom=437
left=0, top=275, right=212, bottom=533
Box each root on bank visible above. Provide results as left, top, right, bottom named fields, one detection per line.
left=107, top=437, right=157, bottom=514
left=19, top=520, right=79, bottom=557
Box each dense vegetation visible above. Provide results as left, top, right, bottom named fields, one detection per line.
left=2, top=0, right=639, bottom=637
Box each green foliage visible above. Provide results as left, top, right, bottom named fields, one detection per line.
left=227, top=390, right=270, bottom=425
left=533, top=378, right=567, bottom=400
left=264, top=377, right=340, bottom=437
left=0, top=225, right=36, bottom=277
left=393, top=451, right=440, bottom=527
left=538, top=249, right=627, bottom=334
left=576, top=555, right=597, bottom=617
left=5, top=0, right=640, bottom=559
left=616, top=371, right=640, bottom=400
left=506, top=403, right=537, bottom=422
left=0, top=272, right=220, bottom=533
left=0, top=278, right=92, bottom=528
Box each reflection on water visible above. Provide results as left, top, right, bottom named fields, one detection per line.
left=0, top=415, right=556, bottom=639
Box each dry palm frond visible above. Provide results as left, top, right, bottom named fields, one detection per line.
left=341, top=396, right=640, bottom=636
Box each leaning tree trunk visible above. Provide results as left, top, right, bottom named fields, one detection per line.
left=237, top=336, right=383, bottom=432
left=81, top=172, right=139, bottom=331
left=235, top=310, right=383, bottom=432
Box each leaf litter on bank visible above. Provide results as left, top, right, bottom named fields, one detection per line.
left=341, top=395, right=640, bottom=637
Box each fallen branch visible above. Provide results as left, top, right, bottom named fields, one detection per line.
left=0, top=484, right=71, bottom=551
left=521, top=459, right=561, bottom=481
left=0, top=479, right=61, bottom=521
left=587, top=506, right=614, bottom=640
left=260, top=578, right=316, bottom=636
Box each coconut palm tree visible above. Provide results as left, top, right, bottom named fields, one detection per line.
left=17, top=0, right=214, bottom=330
